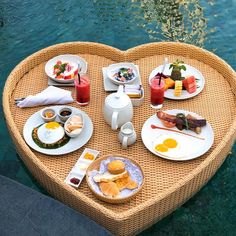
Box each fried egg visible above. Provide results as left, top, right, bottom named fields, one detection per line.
left=37, top=121, right=65, bottom=144
left=153, top=134, right=190, bottom=159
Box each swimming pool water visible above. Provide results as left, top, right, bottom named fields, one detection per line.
left=0, top=0, right=236, bottom=235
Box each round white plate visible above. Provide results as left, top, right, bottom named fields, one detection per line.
left=45, top=54, right=88, bottom=84
left=149, top=64, right=205, bottom=100
left=141, top=109, right=214, bottom=161
left=107, top=62, right=138, bottom=85
left=23, top=106, right=93, bottom=155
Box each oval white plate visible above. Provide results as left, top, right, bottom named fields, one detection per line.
left=45, top=54, right=87, bottom=84
left=23, top=106, right=93, bottom=155
left=149, top=64, right=205, bottom=100
left=107, top=62, right=138, bottom=85
left=141, top=109, right=214, bottom=161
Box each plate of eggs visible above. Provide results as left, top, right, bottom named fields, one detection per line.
left=141, top=109, right=214, bottom=161
left=23, top=105, right=93, bottom=155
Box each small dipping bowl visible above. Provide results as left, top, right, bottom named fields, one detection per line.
left=58, top=107, right=73, bottom=122
left=64, top=113, right=84, bottom=138
left=40, top=107, right=57, bottom=122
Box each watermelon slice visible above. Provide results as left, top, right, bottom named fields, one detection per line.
left=183, top=76, right=197, bottom=94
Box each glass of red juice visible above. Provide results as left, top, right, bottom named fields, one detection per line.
left=150, top=77, right=165, bottom=109
left=74, top=74, right=90, bottom=106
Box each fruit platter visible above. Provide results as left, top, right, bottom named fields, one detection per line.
left=149, top=59, right=205, bottom=100
left=45, top=54, right=87, bottom=84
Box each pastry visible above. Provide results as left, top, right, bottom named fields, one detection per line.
left=93, top=170, right=128, bottom=183
left=115, top=174, right=131, bottom=190
left=115, top=174, right=138, bottom=190
left=99, top=181, right=119, bottom=197
left=126, top=179, right=138, bottom=190
left=107, top=160, right=125, bottom=175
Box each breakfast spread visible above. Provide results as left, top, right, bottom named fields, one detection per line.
left=88, top=157, right=143, bottom=199
left=65, top=148, right=99, bottom=188
left=21, top=55, right=213, bottom=202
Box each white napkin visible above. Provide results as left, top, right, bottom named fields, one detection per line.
left=17, top=86, right=74, bottom=108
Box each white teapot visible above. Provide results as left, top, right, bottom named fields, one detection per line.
left=103, top=85, right=133, bottom=130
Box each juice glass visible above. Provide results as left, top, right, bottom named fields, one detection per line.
left=150, top=78, right=165, bottom=109
left=74, top=75, right=90, bottom=106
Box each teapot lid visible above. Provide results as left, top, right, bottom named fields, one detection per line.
left=105, top=85, right=131, bottom=109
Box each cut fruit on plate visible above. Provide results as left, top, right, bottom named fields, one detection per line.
left=149, top=64, right=205, bottom=100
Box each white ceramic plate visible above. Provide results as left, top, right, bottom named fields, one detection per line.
left=149, top=64, right=205, bottom=100
left=45, top=54, right=87, bottom=84
left=23, top=106, right=93, bottom=155
left=107, top=63, right=138, bottom=85
left=141, top=109, right=214, bottom=161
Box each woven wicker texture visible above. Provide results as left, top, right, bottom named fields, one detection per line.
left=3, top=42, right=236, bottom=236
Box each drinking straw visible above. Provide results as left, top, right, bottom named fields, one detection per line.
left=78, top=72, right=81, bottom=84
left=158, top=57, right=168, bottom=85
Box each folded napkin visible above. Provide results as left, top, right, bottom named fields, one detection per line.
left=17, top=86, right=74, bottom=108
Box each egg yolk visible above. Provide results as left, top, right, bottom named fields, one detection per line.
left=163, top=138, right=178, bottom=148
left=155, top=144, right=168, bottom=152
left=45, top=121, right=60, bottom=129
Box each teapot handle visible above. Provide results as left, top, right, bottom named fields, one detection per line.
left=122, top=136, right=128, bottom=149
left=111, top=111, right=118, bottom=130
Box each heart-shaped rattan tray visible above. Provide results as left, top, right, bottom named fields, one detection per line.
left=3, top=42, right=236, bottom=236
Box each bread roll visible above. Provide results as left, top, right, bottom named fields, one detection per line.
left=108, top=160, right=125, bottom=174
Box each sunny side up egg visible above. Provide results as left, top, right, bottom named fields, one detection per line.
left=37, top=121, right=65, bottom=144
left=153, top=134, right=190, bottom=159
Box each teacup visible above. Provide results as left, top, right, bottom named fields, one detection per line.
left=118, top=122, right=136, bottom=149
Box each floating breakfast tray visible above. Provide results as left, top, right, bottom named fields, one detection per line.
left=3, top=42, right=236, bottom=236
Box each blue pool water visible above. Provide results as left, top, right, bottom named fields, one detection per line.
left=0, top=0, right=236, bottom=234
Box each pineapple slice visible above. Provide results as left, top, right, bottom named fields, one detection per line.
left=174, top=80, right=182, bottom=97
